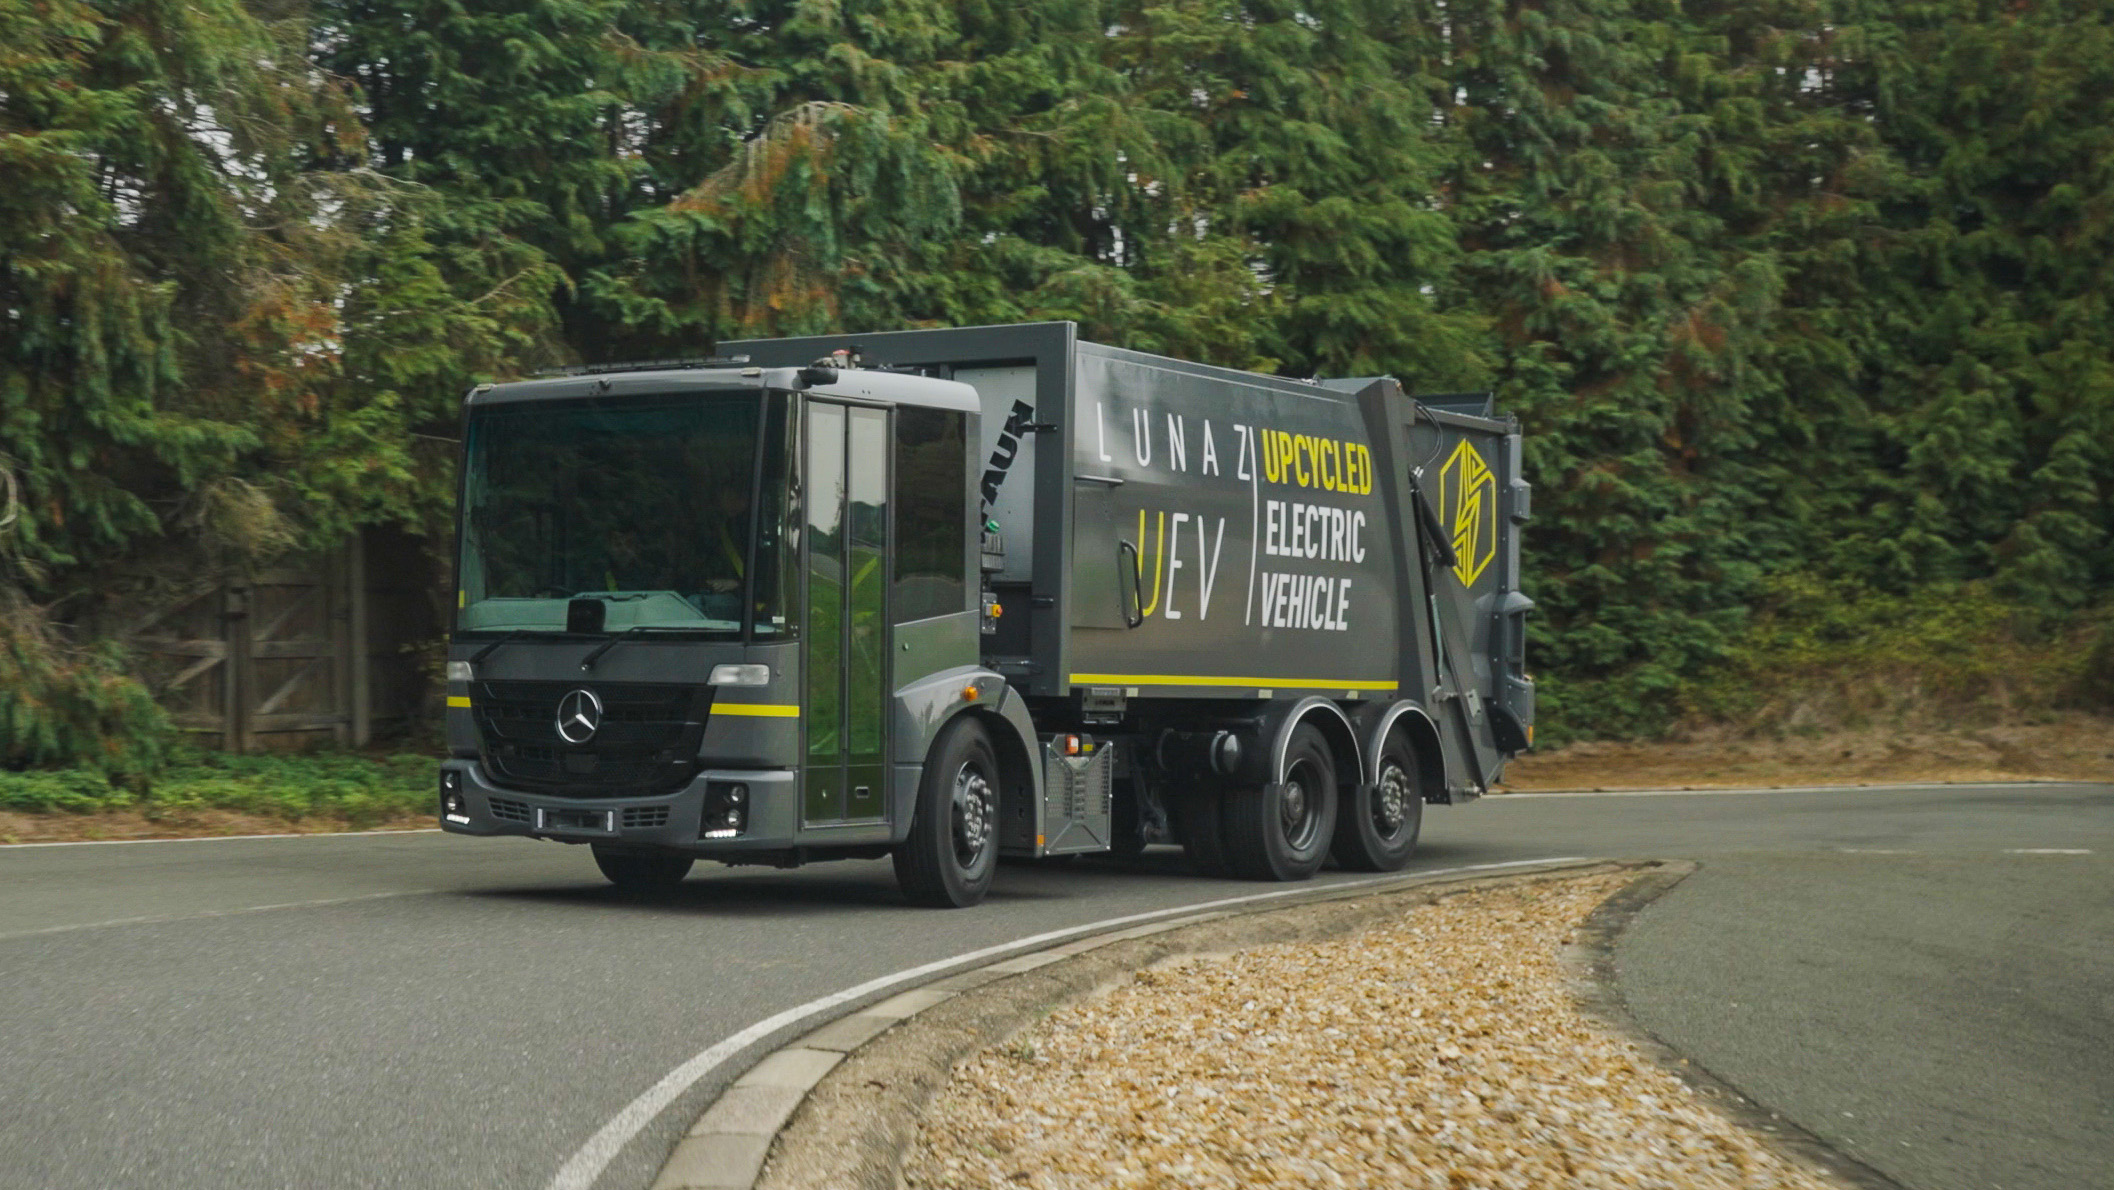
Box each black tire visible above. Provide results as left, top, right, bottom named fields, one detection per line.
left=1223, top=724, right=1338, bottom=881
left=592, top=847, right=694, bottom=896
left=894, top=717, right=1001, bottom=907
left=1180, top=787, right=1233, bottom=876
left=1330, top=730, right=1423, bottom=871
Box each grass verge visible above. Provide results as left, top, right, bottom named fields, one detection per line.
left=0, top=749, right=437, bottom=843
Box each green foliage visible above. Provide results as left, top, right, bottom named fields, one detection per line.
left=0, top=749, right=436, bottom=827
left=0, top=594, right=168, bottom=776
left=1680, top=576, right=2112, bottom=735
left=1, top=0, right=559, bottom=767
left=3, top=0, right=2109, bottom=765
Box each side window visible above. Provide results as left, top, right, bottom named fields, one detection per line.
left=893, top=408, right=968, bottom=622
left=749, top=391, right=799, bottom=639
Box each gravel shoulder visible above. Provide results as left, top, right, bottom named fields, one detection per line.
left=751, top=865, right=1872, bottom=1190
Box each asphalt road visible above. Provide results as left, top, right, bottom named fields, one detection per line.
left=1, top=781, right=2106, bottom=1190
left=1619, top=848, right=2114, bottom=1190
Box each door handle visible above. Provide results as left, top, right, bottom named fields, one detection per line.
left=1117, top=539, right=1145, bottom=628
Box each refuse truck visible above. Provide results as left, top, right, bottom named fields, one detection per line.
left=438, top=322, right=1533, bottom=906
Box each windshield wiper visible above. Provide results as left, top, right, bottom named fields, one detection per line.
left=578, top=625, right=708, bottom=671
left=470, top=630, right=530, bottom=666
left=470, top=627, right=603, bottom=666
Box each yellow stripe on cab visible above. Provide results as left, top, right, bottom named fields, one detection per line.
left=1070, top=673, right=1396, bottom=692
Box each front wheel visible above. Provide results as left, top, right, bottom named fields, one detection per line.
left=1330, top=731, right=1423, bottom=871
left=1222, top=724, right=1338, bottom=881
left=592, top=847, right=694, bottom=896
left=894, top=717, right=1001, bottom=907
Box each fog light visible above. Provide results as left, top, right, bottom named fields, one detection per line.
left=701, top=780, right=751, bottom=838
left=439, top=770, right=469, bottom=824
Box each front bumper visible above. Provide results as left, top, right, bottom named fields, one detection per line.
left=438, top=760, right=798, bottom=853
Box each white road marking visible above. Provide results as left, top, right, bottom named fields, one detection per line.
left=0, top=890, right=439, bottom=942
left=1493, top=781, right=2075, bottom=800
left=545, top=856, right=1590, bottom=1190
left=2, top=827, right=442, bottom=849
left=2003, top=848, right=2093, bottom=855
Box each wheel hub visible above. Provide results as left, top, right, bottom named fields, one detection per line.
left=951, top=765, right=993, bottom=863
left=1376, top=763, right=1411, bottom=834
left=1280, top=778, right=1311, bottom=837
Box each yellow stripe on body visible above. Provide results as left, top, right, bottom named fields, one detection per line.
left=446, top=695, right=472, bottom=708
left=1070, top=673, right=1397, bottom=692
left=712, top=703, right=801, bottom=718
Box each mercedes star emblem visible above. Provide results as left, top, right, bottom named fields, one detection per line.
left=555, top=688, right=603, bottom=745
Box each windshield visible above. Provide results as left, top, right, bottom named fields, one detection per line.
left=455, top=391, right=796, bottom=640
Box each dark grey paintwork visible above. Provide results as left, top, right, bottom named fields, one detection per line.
left=443, top=358, right=1029, bottom=861
left=445, top=322, right=1532, bottom=874
left=727, top=322, right=1533, bottom=800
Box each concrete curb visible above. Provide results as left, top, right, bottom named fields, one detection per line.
left=647, top=858, right=1620, bottom=1190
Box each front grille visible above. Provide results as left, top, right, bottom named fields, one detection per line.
left=489, top=796, right=531, bottom=823
left=621, top=805, right=672, bottom=830
left=473, top=680, right=712, bottom=798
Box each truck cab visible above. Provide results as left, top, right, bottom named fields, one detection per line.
left=438, top=358, right=1036, bottom=905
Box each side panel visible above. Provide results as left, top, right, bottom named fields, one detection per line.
left=723, top=323, right=1078, bottom=697
left=955, top=364, right=1038, bottom=583
left=1065, top=347, right=1400, bottom=700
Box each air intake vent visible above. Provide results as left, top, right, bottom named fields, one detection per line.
left=489, top=797, right=531, bottom=824
left=621, top=805, right=672, bottom=830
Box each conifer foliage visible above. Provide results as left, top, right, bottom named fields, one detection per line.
left=1, top=0, right=2108, bottom=766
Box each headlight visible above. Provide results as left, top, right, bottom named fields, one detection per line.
left=446, top=660, right=474, bottom=683
left=708, top=663, right=770, bottom=687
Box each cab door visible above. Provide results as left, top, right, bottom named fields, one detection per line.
left=802, top=401, right=890, bottom=825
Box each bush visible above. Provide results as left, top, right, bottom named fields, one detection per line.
left=0, top=597, right=172, bottom=777
left=0, top=748, right=438, bottom=827
left=1676, top=575, right=2110, bottom=735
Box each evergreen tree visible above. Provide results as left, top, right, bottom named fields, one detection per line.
left=5, top=0, right=2108, bottom=766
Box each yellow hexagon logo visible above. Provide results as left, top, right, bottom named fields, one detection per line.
left=1438, top=440, right=1497, bottom=587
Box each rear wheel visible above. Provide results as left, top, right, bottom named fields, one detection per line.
left=592, top=847, right=694, bottom=896
left=1331, top=730, right=1423, bottom=871
left=1223, top=725, right=1338, bottom=881
left=894, top=717, right=1001, bottom=907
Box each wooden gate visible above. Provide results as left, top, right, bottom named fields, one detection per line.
left=136, top=530, right=439, bottom=751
